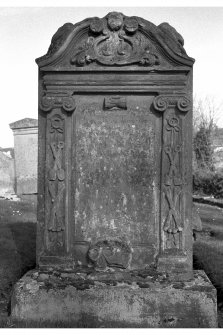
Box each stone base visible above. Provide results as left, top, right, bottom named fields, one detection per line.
left=11, top=269, right=218, bottom=328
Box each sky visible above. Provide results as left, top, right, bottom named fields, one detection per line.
left=1, top=5, right=223, bottom=147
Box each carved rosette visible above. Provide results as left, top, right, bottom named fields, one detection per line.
left=40, top=92, right=76, bottom=113
left=70, top=12, right=160, bottom=67
left=153, top=95, right=191, bottom=252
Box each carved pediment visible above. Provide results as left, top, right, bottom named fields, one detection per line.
left=36, top=12, right=195, bottom=69
left=71, top=13, right=160, bottom=67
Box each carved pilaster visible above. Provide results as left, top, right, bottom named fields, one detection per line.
left=153, top=94, right=192, bottom=279
left=46, top=113, right=66, bottom=251
left=39, top=90, right=75, bottom=256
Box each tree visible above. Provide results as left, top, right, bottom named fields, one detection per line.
left=193, top=126, right=214, bottom=170
left=193, top=96, right=221, bottom=172
left=193, top=96, right=220, bottom=133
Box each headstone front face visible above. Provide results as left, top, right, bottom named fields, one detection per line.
left=36, top=12, right=195, bottom=279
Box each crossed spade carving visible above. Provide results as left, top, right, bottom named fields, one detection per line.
left=48, top=142, right=65, bottom=232
left=48, top=142, right=65, bottom=181
left=163, top=186, right=183, bottom=234
left=164, top=145, right=182, bottom=186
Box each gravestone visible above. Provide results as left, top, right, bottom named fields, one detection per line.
left=36, top=12, right=194, bottom=278
left=10, top=118, right=38, bottom=197
left=0, top=151, right=15, bottom=196
left=11, top=12, right=217, bottom=327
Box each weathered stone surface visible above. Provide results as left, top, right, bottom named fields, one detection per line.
left=11, top=270, right=217, bottom=327
left=73, top=95, right=158, bottom=269
left=38, top=273, right=49, bottom=281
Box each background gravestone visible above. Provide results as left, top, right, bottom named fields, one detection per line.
left=0, top=151, right=15, bottom=196
left=10, top=118, right=38, bottom=198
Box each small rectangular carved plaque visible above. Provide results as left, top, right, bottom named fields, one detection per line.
left=104, top=96, right=127, bottom=110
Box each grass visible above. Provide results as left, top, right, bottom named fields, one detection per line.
left=0, top=198, right=37, bottom=319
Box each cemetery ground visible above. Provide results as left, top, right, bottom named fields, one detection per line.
left=0, top=197, right=222, bottom=327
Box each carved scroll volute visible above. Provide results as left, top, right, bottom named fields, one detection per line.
left=39, top=92, right=75, bottom=252
left=153, top=95, right=191, bottom=253
left=39, top=92, right=76, bottom=113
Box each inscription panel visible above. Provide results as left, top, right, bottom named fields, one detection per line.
left=73, top=95, right=161, bottom=268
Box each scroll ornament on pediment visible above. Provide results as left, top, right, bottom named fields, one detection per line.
left=70, top=12, right=160, bottom=67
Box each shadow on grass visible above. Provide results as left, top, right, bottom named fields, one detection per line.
left=8, top=222, right=36, bottom=272
left=193, top=241, right=223, bottom=303
left=194, top=203, right=223, bottom=304
left=7, top=222, right=36, bottom=315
